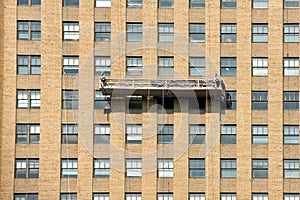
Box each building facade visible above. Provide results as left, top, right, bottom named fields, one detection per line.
left=1, top=0, right=300, bottom=199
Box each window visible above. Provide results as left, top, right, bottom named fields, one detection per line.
left=284, top=58, right=299, bottom=76
left=126, top=193, right=142, bottom=200
left=189, top=97, right=206, bottom=112
left=63, top=22, right=79, bottom=41
left=126, top=124, right=142, bottom=144
left=252, top=91, right=268, bottom=110
left=158, top=0, right=174, bottom=8
left=158, top=124, right=174, bottom=144
left=189, top=125, right=205, bottom=144
left=221, top=125, right=236, bottom=144
left=127, top=0, right=142, bottom=8
left=94, top=159, right=110, bottom=177
left=15, top=194, right=38, bottom=200
left=16, top=124, right=40, bottom=144
left=95, top=91, right=111, bottom=109
left=226, top=91, right=236, bottom=110
left=221, top=159, right=236, bottom=178
left=252, top=24, right=268, bottom=43
left=63, top=56, right=79, bottom=75
left=189, top=24, right=205, bottom=42
left=17, top=90, right=40, bottom=108
left=158, top=194, right=173, bottom=200
left=252, top=0, right=268, bottom=8
left=158, top=24, right=174, bottom=42
left=157, top=97, right=174, bottom=113
left=18, top=0, right=41, bottom=6
left=158, top=159, right=173, bottom=178
left=252, top=125, right=268, bottom=144
left=95, top=23, right=111, bottom=41
left=158, top=57, right=174, bottom=76
left=221, top=58, right=236, bottom=76
left=189, top=159, right=205, bottom=178
left=252, top=159, right=268, bottom=178
left=95, top=56, right=111, bottom=76
left=126, top=158, right=142, bottom=177
left=126, top=96, right=143, bottom=113
left=61, top=194, right=77, bottom=200
left=284, top=160, right=300, bottom=178
left=17, top=21, right=41, bottom=40
left=284, top=0, right=299, bottom=8
left=61, top=159, right=78, bottom=178
left=189, top=193, right=205, bottom=200
left=284, top=91, right=299, bottom=110
left=284, top=194, right=300, bottom=200
left=126, top=57, right=143, bottom=76
left=252, top=194, right=268, bottom=200
left=94, top=124, right=110, bottom=144
left=63, top=0, right=79, bottom=6
left=17, top=55, right=41, bottom=74
left=221, top=193, right=237, bottom=200
left=62, top=124, right=78, bottom=144
left=94, top=193, right=109, bottom=200
left=252, top=58, right=268, bottom=76
left=95, top=0, right=111, bottom=7
left=15, top=159, right=39, bottom=178
left=221, top=24, right=236, bottom=42
left=62, top=90, right=78, bottom=109
left=221, top=0, right=236, bottom=8
left=127, top=23, right=142, bottom=42
left=189, top=57, right=205, bottom=76
left=284, top=125, right=299, bottom=144
left=284, top=24, right=299, bottom=43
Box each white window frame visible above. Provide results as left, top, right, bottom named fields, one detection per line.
left=126, top=124, right=142, bottom=143
left=284, top=24, right=299, bottom=43
left=16, top=124, right=40, bottom=144
left=94, top=159, right=110, bottom=178
left=158, top=57, right=174, bottom=77
left=63, top=22, right=80, bottom=41
left=221, top=24, right=236, bottom=43
left=284, top=58, right=299, bottom=76
left=126, top=158, right=142, bottom=177
left=158, top=23, right=174, bottom=42
left=158, top=159, right=173, bottom=178
left=95, top=56, right=111, bottom=76
left=189, top=193, right=205, bottom=200
left=189, top=57, right=205, bottom=76
left=63, top=56, right=79, bottom=75
left=189, top=124, right=205, bottom=144
left=252, top=125, right=268, bottom=144
left=284, top=0, right=299, bottom=8
left=94, top=124, right=110, bottom=144
left=284, top=194, right=300, bottom=200
left=126, top=193, right=142, bottom=200
left=94, top=193, right=109, bottom=200
left=17, top=89, right=41, bottom=109
left=284, top=125, right=299, bottom=144
left=95, top=0, right=111, bottom=7
left=284, top=159, right=300, bottom=178
left=252, top=24, right=268, bottom=43
left=61, top=159, right=78, bottom=178
left=221, top=159, right=237, bottom=178
left=252, top=193, right=268, bottom=200
left=252, top=0, right=268, bottom=8
left=252, top=58, right=268, bottom=76
left=221, top=193, right=237, bottom=200
left=126, top=57, right=143, bottom=76
left=157, top=193, right=173, bottom=200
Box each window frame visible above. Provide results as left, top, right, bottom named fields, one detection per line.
left=63, top=0, right=79, bottom=6
left=284, top=24, right=299, bottom=43
left=252, top=24, right=268, bottom=43
left=221, top=159, right=237, bottom=178
left=220, top=193, right=237, bottom=200
left=62, top=124, right=78, bottom=144
left=252, top=159, right=268, bottom=178
left=17, top=0, right=41, bottom=6
left=95, top=22, right=111, bottom=42
left=63, top=22, right=80, bottom=41
left=189, top=158, right=205, bottom=178
left=284, top=0, right=299, bottom=8
left=95, top=91, right=111, bottom=110
left=94, top=124, right=110, bottom=144
left=189, top=57, right=205, bottom=76
left=126, top=96, right=143, bottom=114
left=158, top=56, right=174, bottom=77
left=158, top=23, right=174, bottom=42
left=62, top=90, right=79, bottom=109
left=252, top=193, right=268, bottom=200
left=189, top=23, right=205, bottom=43
left=157, top=159, right=174, bottom=178
left=126, top=193, right=142, bottom=200
left=60, top=193, right=77, bottom=200
left=17, top=21, right=41, bottom=40
left=126, top=158, right=142, bottom=177
left=252, top=0, right=268, bottom=8
left=252, top=125, right=268, bottom=144
left=95, top=0, right=111, bottom=7
left=16, top=124, right=40, bottom=144
left=17, top=55, right=41, bottom=75
left=126, top=124, right=142, bottom=144
left=189, top=193, right=205, bottom=200
left=252, top=91, right=268, bottom=110
left=252, top=57, right=268, bottom=76
left=94, top=158, right=110, bottom=178
left=189, top=124, right=205, bottom=144
left=158, top=0, right=174, bottom=8
left=15, top=194, right=39, bottom=200
left=61, top=159, right=78, bottom=178
left=189, top=0, right=205, bottom=8
left=15, top=159, right=39, bottom=178
left=158, top=124, right=174, bottom=144
left=221, top=57, right=237, bottom=76
left=284, top=57, right=299, bottom=76
left=221, top=125, right=237, bottom=144
left=63, top=56, right=79, bottom=75
left=284, top=159, right=300, bottom=178
left=127, top=0, right=143, bottom=8
left=284, top=125, right=299, bottom=144
left=127, top=23, right=143, bottom=42
left=17, top=89, right=41, bottom=109
left=126, top=56, right=143, bottom=76
left=95, top=56, right=111, bottom=76
left=284, top=194, right=300, bottom=200
left=221, top=24, right=237, bottom=43
left=226, top=91, right=236, bottom=110
left=284, top=91, right=299, bottom=110
left=221, top=0, right=237, bottom=8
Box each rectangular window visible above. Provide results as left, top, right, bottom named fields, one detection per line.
left=284, top=194, right=300, bottom=200
left=189, top=57, right=205, bottom=76
left=158, top=57, right=174, bottom=76
left=15, top=194, right=38, bottom=200
left=284, top=0, right=299, bottom=8
left=158, top=0, right=174, bottom=8
left=252, top=194, right=268, bottom=200
left=158, top=194, right=173, bottom=200
left=221, top=24, right=236, bottom=43
left=221, top=0, right=236, bottom=8
left=62, top=90, right=78, bottom=109
left=252, top=91, right=268, bottom=110
left=284, top=91, right=299, bottom=110
left=284, top=125, right=299, bottom=144
left=158, top=159, right=173, bottom=178
left=158, top=124, right=174, bottom=144
left=17, top=55, right=41, bottom=75
left=252, top=24, right=268, bottom=43
left=18, top=0, right=41, bottom=6
left=94, top=124, right=110, bottom=144
left=221, top=125, right=236, bottom=144
left=189, top=159, right=205, bottom=178
left=284, top=160, right=300, bottom=178
left=15, top=159, right=39, bottom=178
left=17, top=89, right=40, bottom=109
left=189, top=193, right=205, bottom=200
left=95, top=0, right=111, bottom=7
left=158, top=23, right=174, bottom=42
left=284, top=24, right=299, bottom=43
left=284, top=58, right=299, bottom=76
left=127, top=23, right=142, bottom=42
left=126, top=96, right=143, bottom=114
left=16, top=124, right=40, bottom=144
left=61, top=159, right=78, bottom=178
left=221, top=193, right=237, bottom=200
left=17, top=21, right=41, bottom=40
left=226, top=91, right=236, bottom=110
left=157, top=97, right=174, bottom=113
left=252, top=58, right=268, bottom=76
left=63, top=0, right=79, bottom=6
left=252, top=159, right=268, bottom=178
left=63, top=56, right=79, bottom=75
left=189, top=24, right=205, bottom=42
left=95, top=23, right=111, bottom=41
left=221, top=57, right=236, bottom=76
left=63, top=22, right=79, bottom=41
left=221, top=159, right=236, bottom=178
left=126, top=124, right=142, bottom=144
left=62, top=124, right=78, bottom=144
left=95, top=56, right=111, bottom=76
left=61, top=194, right=77, bottom=200
left=126, top=57, right=143, bottom=76
left=127, top=0, right=142, bottom=8
left=126, top=158, right=142, bottom=177
left=126, top=193, right=142, bottom=200
left=190, top=0, right=205, bottom=8
left=252, top=0, right=268, bottom=8
left=252, top=125, right=268, bottom=144
left=189, top=125, right=205, bottom=144
left=95, top=91, right=111, bottom=109
left=94, top=193, right=109, bottom=200
left=94, top=159, right=110, bottom=178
